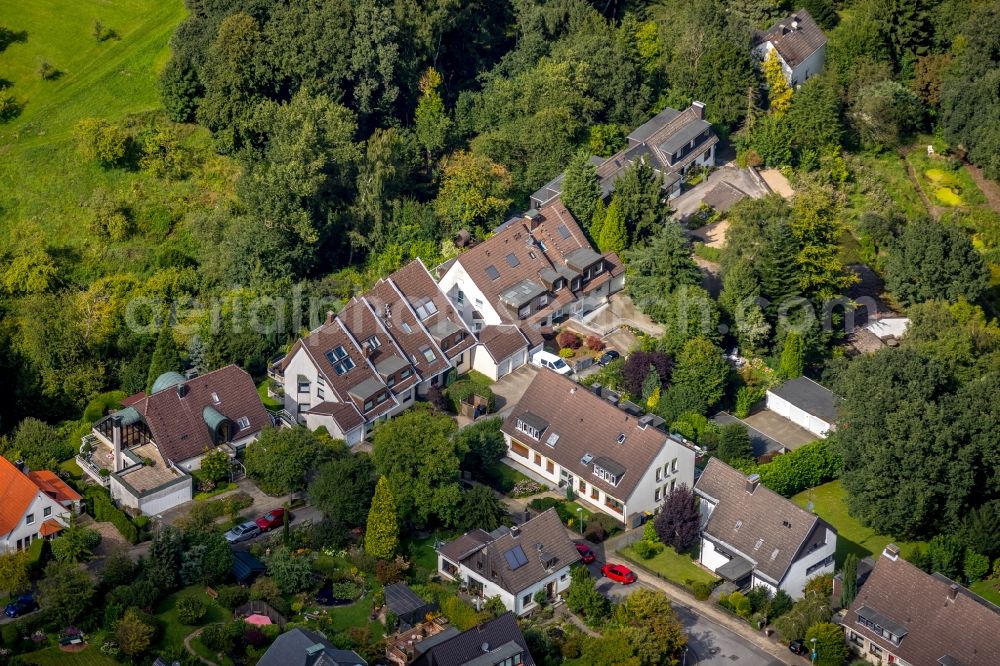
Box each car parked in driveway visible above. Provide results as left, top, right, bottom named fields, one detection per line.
left=602, top=563, right=637, bottom=584
left=576, top=543, right=596, bottom=564
left=598, top=350, right=620, bottom=366
left=531, top=350, right=573, bottom=375
left=4, top=595, right=38, bottom=618
left=255, top=508, right=290, bottom=531
left=225, top=521, right=261, bottom=543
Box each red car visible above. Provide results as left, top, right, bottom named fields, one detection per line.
left=602, top=563, right=637, bottom=584
left=575, top=543, right=596, bottom=564
left=255, top=508, right=289, bottom=531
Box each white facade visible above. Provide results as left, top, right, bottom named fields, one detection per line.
left=437, top=554, right=572, bottom=616
left=765, top=391, right=831, bottom=438
left=754, top=40, right=826, bottom=87
left=438, top=263, right=500, bottom=332
left=111, top=474, right=193, bottom=517
left=0, top=492, right=70, bottom=554
left=473, top=346, right=529, bottom=381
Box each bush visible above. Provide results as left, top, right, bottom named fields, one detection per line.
left=74, top=118, right=129, bottom=166
left=734, top=385, right=764, bottom=418
left=748, top=440, right=842, bottom=497
left=214, top=585, right=248, bottom=611
left=89, top=487, right=139, bottom=543
left=692, top=581, right=713, bottom=600
left=375, top=556, right=410, bottom=585
left=585, top=335, right=605, bottom=352
left=176, top=597, right=207, bottom=625
left=964, top=549, right=990, bottom=583
left=510, top=480, right=545, bottom=497
left=557, top=331, right=582, bottom=349
left=720, top=591, right=752, bottom=619
left=37, top=59, right=57, bottom=80
left=558, top=347, right=575, bottom=358
left=631, top=540, right=663, bottom=559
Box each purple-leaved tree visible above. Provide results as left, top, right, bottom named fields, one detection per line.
left=654, top=484, right=700, bottom=551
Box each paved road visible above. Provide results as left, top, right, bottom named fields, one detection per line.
left=587, top=561, right=787, bottom=666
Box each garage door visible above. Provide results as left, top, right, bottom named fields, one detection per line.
left=511, top=349, right=527, bottom=369
left=497, top=359, right=511, bottom=378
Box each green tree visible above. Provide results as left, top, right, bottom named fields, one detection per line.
left=885, top=218, right=988, bottom=306
left=763, top=50, right=792, bottom=114
left=779, top=332, right=805, bottom=379
left=115, top=607, right=155, bottom=659
left=850, top=80, right=923, bottom=150
left=457, top=417, right=507, bottom=472
left=840, top=553, right=858, bottom=608
left=145, top=525, right=183, bottom=592
left=805, top=622, right=850, bottom=666
left=180, top=529, right=234, bottom=586
left=589, top=198, right=607, bottom=245
left=673, top=337, right=729, bottom=409
left=159, top=56, right=202, bottom=123
left=73, top=118, right=128, bottom=166
left=789, top=189, right=855, bottom=301
left=309, top=454, right=376, bottom=528
left=414, top=67, right=451, bottom=174
left=365, top=476, right=399, bottom=559
left=1, top=417, right=70, bottom=471
left=963, top=548, right=990, bottom=583
left=904, top=300, right=1000, bottom=383
left=613, top=158, right=664, bottom=243
left=146, top=322, right=181, bottom=393
left=561, top=150, right=601, bottom=227
left=51, top=515, right=101, bottom=563
left=928, top=534, right=964, bottom=580
left=459, top=485, right=507, bottom=531
left=565, top=565, right=609, bottom=626
left=717, top=424, right=753, bottom=464
left=37, top=560, right=95, bottom=626
left=774, top=591, right=832, bottom=642
left=788, top=74, right=843, bottom=156
left=598, top=195, right=628, bottom=254
left=625, top=223, right=701, bottom=321
left=656, top=285, right=722, bottom=356
left=371, top=407, right=462, bottom=525
left=199, top=448, right=230, bottom=485
left=641, top=367, right=661, bottom=405
left=244, top=427, right=340, bottom=495
left=264, top=547, right=313, bottom=593
left=610, top=588, right=688, bottom=665
left=434, top=150, right=513, bottom=237
left=0, top=551, right=31, bottom=595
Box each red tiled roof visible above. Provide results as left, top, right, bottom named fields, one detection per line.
left=0, top=456, right=39, bottom=535
left=132, top=365, right=270, bottom=463
left=39, top=519, right=63, bottom=537
left=121, top=392, right=146, bottom=407
left=28, top=470, right=81, bottom=504
left=389, top=259, right=477, bottom=359
left=844, top=551, right=1000, bottom=665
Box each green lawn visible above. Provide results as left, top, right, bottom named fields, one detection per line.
left=620, top=543, right=719, bottom=591
left=969, top=579, right=1000, bottom=607
left=58, top=458, right=83, bottom=479
left=850, top=150, right=927, bottom=221
left=564, top=501, right=593, bottom=533
left=257, top=380, right=283, bottom=410
left=20, top=645, right=119, bottom=666
left=154, top=586, right=232, bottom=653
left=791, top=480, right=926, bottom=567
left=909, top=149, right=987, bottom=207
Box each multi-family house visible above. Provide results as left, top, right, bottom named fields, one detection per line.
left=694, top=458, right=837, bottom=599
left=530, top=102, right=718, bottom=209
left=79, top=365, right=270, bottom=515
left=277, top=259, right=475, bottom=444
left=752, top=9, right=827, bottom=87
left=501, top=370, right=697, bottom=525
left=437, top=202, right=624, bottom=379
left=841, top=544, right=1000, bottom=666
left=1, top=455, right=81, bottom=553
left=410, top=613, right=535, bottom=666
left=437, top=509, right=580, bottom=616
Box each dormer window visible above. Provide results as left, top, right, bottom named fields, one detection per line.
left=539, top=294, right=548, bottom=306
left=518, top=305, right=530, bottom=319
left=237, top=416, right=250, bottom=430
left=516, top=419, right=540, bottom=440
left=365, top=335, right=381, bottom=349
left=414, top=298, right=438, bottom=320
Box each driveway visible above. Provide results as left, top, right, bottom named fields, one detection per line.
left=742, top=409, right=817, bottom=451
left=491, top=365, right=537, bottom=418
left=672, top=165, right=773, bottom=223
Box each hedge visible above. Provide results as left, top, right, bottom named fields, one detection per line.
left=88, top=486, right=139, bottom=543
left=446, top=378, right=496, bottom=413
left=738, top=440, right=842, bottom=497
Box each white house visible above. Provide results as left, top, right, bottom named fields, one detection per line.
left=1, top=456, right=81, bottom=554
left=530, top=101, right=718, bottom=208
left=765, top=376, right=839, bottom=439
left=695, top=458, right=837, bottom=599
left=437, top=202, right=624, bottom=380
left=752, top=9, right=827, bottom=87
left=437, top=509, right=580, bottom=616
left=276, top=259, right=475, bottom=443
left=501, top=369, right=698, bottom=526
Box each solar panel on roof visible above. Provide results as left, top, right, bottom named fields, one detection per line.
left=556, top=224, right=570, bottom=240
left=485, top=265, right=500, bottom=280
left=505, top=253, right=520, bottom=267
left=504, top=545, right=529, bottom=570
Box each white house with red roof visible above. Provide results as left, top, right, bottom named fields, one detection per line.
left=1, top=455, right=81, bottom=554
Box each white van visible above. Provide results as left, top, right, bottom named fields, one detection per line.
left=531, top=350, right=573, bottom=375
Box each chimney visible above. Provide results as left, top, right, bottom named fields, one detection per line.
left=524, top=209, right=541, bottom=231
left=948, top=584, right=959, bottom=601
left=176, top=382, right=187, bottom=398
left=591, top=383, right=602, bottom=398
left=523, top=509, right=531, bottom=523
left=692, top=100, right=706, bottom=120
left=779, top=23, right=788, bottom=34
left=111, top=415, right=122, bottom=473
left=745, top=473, right=761, bottom=494
left=510, top=525, right=520, bottom=539
left=325, top=310, right=335, bottom=325
left=883, top=544, right=900, bottom=561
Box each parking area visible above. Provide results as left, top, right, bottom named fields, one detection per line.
left=742, top=409, right=818, bottom=451
left=491, top=364, right=538, bottom=418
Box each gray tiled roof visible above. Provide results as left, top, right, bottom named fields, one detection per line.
left=768, top=377, right=838, bottom=423
left=411, top=613, right=535, bottom=666
left=257, top=628, right=366, bottom=666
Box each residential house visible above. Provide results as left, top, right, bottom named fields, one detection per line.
left=752, top=10, right=827, bottom=87
left=79, top=365, right=270, bottom=515
left=0, top=456, right=82, bottom=553
left=694, top=458, right=837, bottom=599
left=765, top=376, right=838, bottom=439
left=257, top=628, right=367, bottom=666
left=437, top=202, right=624, bottom=379
left=841, top=544, right=1000, bottom=666
left=530, top=101, right=718, bottom=209
left=410, top=613, right=535, bottom=666
left=436, top=509, right=579, bottom=616
left=501, top=370, right=697, bottom=525
left=277, top=259, right=475, bottom=443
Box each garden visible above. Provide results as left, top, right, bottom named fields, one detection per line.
left=908, top=148, right=986, bottom=208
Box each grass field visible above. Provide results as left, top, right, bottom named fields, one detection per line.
left=969, top=579, right=1000, bottom=607
left=154, top=586, right=232, bottom=653
left=0, top=0, right=237, bottom=265
left=20, top=645, right=119, bottom=666
left=849, top=150, right=927, bottom=221
left=620, top=543, right=719, bottom=591
left=791, top=480, right=926, bottom=567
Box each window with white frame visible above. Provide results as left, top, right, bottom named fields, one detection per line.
left=516, top=419, right=539, bottom=440
left=43, top=507, right=51, bottom=517
left=26, top=513, right=34, bottom=525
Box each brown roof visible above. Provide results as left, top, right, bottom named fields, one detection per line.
left=756, top=9, right=827, bottom=68
left=454, top=202, right=613, bottom=335
left=133, top=365, right=270, bottom=463
left=411, top=613, right=536, bottom=666
left=478, top=325, right=529, bottom=363
left=439, top=509, right=580, bottom=595
left=694, top=457, right=828, bottom=583
left=28, top=470, right=81, bottom=504
left=0, top=456, right=42, bottom=535
left=438, top=529, right=493, bottom=564
left=305, top=401, right=364, bottom=431
left=844, top=550, right=1000, bottom=666
left=502, top=369, right=682, bottom=501
left=389, top=259, right=476, bottom=359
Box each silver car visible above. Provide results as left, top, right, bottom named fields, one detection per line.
left=224, top=521, right=261, bottom=543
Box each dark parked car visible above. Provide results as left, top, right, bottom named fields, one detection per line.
left=598, top=350, right=621, bottom=366
left=575, top=543, right=596, bottom=564
left=789, top=639, right=808, bottom=656
left=4, top=595, right=38, bottom=618
left=255, top=508, right=290, bottom=531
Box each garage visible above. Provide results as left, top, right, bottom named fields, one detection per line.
left=765, top=377, right=838, bottom=438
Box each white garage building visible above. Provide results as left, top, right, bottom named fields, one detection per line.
left=765, top=377, right=838, bottom=438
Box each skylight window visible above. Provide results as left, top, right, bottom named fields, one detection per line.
left=414, top=298, right=439, bottom=320
left=400, top=322, right=412, bottom=333
left=556, top=224, right=571, bottom=240
left=211, top=392, right=220, bottom=404
left=485, top=265, right=500, bottom=280
left=420, top=346, right=437, bottom=363
left=754, top=538, right=764, bottom=551
left=237, top=416, right=250, bottom=430
left=546, top=432, right=559, bottom=448
left=365, top=335, right=381, bottom=349
left=503, top=545, right=529, bottom=570
left=581, top=453, right=594, bottom=465
left=616, top=433, right=626, bottom=444
left=505, top=253, right=520, bottom=267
